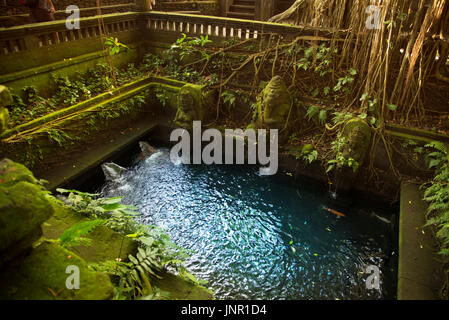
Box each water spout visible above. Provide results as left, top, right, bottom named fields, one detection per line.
left=139, top=141, right=156, bottom=157
left=101, top=162, right=127, bottom=181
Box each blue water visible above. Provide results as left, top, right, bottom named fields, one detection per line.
left=100, top=148, right=396, bottom=300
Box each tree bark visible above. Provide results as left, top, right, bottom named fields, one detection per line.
left=268, top=0, right=308, bottom=25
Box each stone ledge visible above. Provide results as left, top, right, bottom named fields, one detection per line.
left=398, top=182, right=444, bottom=299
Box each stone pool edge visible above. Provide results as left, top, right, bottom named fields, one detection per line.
left=39, top=123, right=445, bottom=300
left=398, top=182, right=444, bottom=299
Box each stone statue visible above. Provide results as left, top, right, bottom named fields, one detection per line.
left=0, top=86, right=12, bottom=135
left=174, top=84, right=203, bottom=129
left=341, top=118, right=372, bottom=167
left=253, top=76, right=292, bottom=130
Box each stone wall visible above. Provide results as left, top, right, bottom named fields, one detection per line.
left=153, top=0, right=220, bottom=16
left=0, top=0, right=135, bottom=16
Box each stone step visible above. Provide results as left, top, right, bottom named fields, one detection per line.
left=226, top=11, right=254, bottom=20
left=234, top=0, right=255, bottom=5
left=230, top=5, right=255, bottom=14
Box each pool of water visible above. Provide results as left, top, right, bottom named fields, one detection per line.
left=99, top=148, right=397, bottom=300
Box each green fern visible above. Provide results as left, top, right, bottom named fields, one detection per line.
left=59, top=219, right=105, bottom=247
left=422, top=141, right=449, bottom=279
left=318, top=109, right=327, bottom=125
left=306, top=105, right=320, bottom=121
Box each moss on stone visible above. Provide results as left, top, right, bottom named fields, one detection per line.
left=301, top=144, right=315, bottom=154
left=43, top=199, right=137, bottom=263
left=174, top=83, right=204, bottom=128
left=0, top=108, right=9, bottom=134
left=0, top=241, right=114, bottom=300
left=152, top=272, right=214, bottom=300
left=0, top=159, right=54, bottom=267
left=341, top=118, right=372, bottom=166
left=254, top=76, right=291, bottom=130
left=0, top=158, right=39, bottom=188
left=0, top=86, right=12, bottom=134
left=0, top=85, right=13, bottom=108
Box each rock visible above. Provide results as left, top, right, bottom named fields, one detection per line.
left=152, top=272, right=214, bottom=300
left=174, top=84, right=203, bottom=128
left=43, top=201, right=138, bottom=264
left=0, top=242, right=114, bottom=300
left=341, top=118, right=372, bottom=167
left=0, top=158, right=39, bottom=188
left=0, top=159, right=54, bottom=267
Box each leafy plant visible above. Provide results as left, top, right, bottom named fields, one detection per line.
left=171, top=33, right=212, bottom=63
left=105, top=37, right=129, bottom=56
left=333, top=73, right=355, bottom=93
left=59, top=219, right=105, bottom=247
left=318, top=109, right=327, bottom=125
left=154, top=86, right=170, bottom=107
left=56, top=188, right=204, bottom=299
left=422, top=142, right=449, bottom=276
left=221, top=90, right=237, bottom=110
left=306, top=105, right=320, bottom=121
left=326, top=136, right=359, bottom=173
left=302, top=148, right=318, bottom=164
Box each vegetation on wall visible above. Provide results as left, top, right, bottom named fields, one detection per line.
left=55, top=188, right=207, bottom=300
left=422, top=141, right=449, bottom=297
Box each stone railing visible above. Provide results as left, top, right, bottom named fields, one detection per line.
left=0, top=10, right=335, bottom=56
left=142, top=11, right=334, bottom=40
left=0, top=10, right=337, bottom=71
left=0, top=0, right=135, bottom=16
left=0, top=12, right=139, bottom=56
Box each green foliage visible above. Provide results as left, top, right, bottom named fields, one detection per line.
left=104, top=37, right=129, bottom=56
left=332, top=111, right=354, bottom=125
left=7, top=87, right=54, bottom=125
left=141, top=53, right=165, bottom=74
left=306, top=105, right=320, bottom=121
left=333, top=72, right=355, bottom=93
left=318, top=109, right=327, bottom=125
left=171, top=33, right=212, bottom=63
left=6, top=62, right=147, bottom=128
left=326, top=135, right=359, bottom=173
left=221, top=90, right=236, bottom=110
left=154, top=86, right=170, bottom=107
left=45, top=128, right=73, bottom=147
left=57, top=188, right=202, bottom=299
left=306, top=105, right=327, bottom=125
left=292, top=43, right=336, bottom=76
left=59, top=219, right=105, bottom=247
left=302, top=148, right=318, bottom=164
left=422, top=142, right=449, bottom=270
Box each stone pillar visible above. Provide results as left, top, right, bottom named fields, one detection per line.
left=0, top=85, right=12, bottom=135
left=255, top=0, right=274, bottom=21
left=220, top=0, right=229, bottom=16
left=135, top=0, right=151, bottom=12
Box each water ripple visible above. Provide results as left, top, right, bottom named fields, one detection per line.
left=101, top=148, right=395, bottom=300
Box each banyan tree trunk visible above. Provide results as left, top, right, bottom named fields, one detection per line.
left=268, top=0, right=353, bottom=29
left=268, top=0, right=309, bottom=25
